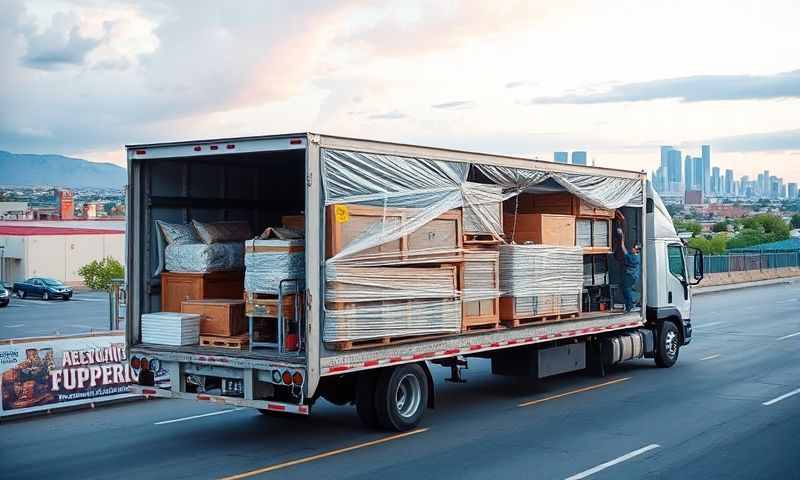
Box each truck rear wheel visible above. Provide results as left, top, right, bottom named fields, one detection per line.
left=374, top=364, right=428, bottom=431
left=655, top=321, right=680, bottom=368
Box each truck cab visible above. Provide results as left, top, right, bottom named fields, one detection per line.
left=645, top=183, right=703, bottom=366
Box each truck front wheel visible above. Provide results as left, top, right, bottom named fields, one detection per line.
left=655, top=321, right=680, bottom=368
left=374, top=364, right=428, bottom=431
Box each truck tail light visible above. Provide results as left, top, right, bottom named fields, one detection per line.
left=282, top=371, right=292, bottom=385
left=292, top=372, right=303, bottom=385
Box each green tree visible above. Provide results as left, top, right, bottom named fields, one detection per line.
left=78, top=257, right=124, bottom=291
left=674, top=219, right=702, bottom=236
left=712, top=220, right=733, bottom=233
left=687, top=236, right=710, bottom=253
left=791, top=214, right=800, bottom=229
left=708, top=235, right=728, bottom=254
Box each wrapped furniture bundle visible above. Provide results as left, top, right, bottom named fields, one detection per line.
left=244, top=239, right=305, bottom=295
left=499, top=244, right=583, bottom=322
left=461, top=248, right=501, bottom=330
left=323, top=265, right=461, bottom=345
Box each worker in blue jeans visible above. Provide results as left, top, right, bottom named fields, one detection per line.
left=617, top=226, right=641, bottom=312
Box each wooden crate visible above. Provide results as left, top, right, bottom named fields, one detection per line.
left=199, top=333, right=249, bottom=350
left=326, top=204, right=463, bottom=263
left=326, top=204, right=406, bottom=260
left=460, top=248, right=500, bottom=331
left=463, top=195, right=503, bottom=237
left=523, top=192, right=614, bottom=218
left=245, top=292, right=302, bottom=318
left=504, top=213, right=575, bottom=246
left=160, top=271, right=244, bottom=313
left=180, top=299, right=247, bottom=336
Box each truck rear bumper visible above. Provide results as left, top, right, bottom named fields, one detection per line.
left=130, top=385, right=310, bottom=415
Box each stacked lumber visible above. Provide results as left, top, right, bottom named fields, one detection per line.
left=498, top=244, right=583, bottom=326
left=460, top=247, right=500, bottom=331
left=324, top=265, right=460, bottom=349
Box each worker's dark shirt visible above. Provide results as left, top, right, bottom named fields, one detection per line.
left=624, top=252, right=641, bottom=286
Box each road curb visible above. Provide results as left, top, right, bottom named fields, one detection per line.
left=693, top=276, right=800, bottom=295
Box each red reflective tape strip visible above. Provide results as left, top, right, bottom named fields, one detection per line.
left=142, top=388, right=156, bottom=395
left=469, top=345, right=483, bottom=351
left=267, top=404, right=286, bottom=411
left=389, top=357, right=404, bottom=363
left=197, top=395, right=210, bottom=401
left=507, top=339, right=518, bottom=345
left=524, top=337, right=534, bottom=343
left=444, top=348, right=460, bottom=355
left=413, top=352, right=434, bottom=359
left=328, top=365, right=351, bottom=373
left=363, top=360, right=379, bottom=367
left=490, top=342, right=501, bottom=347
left=299, top=405, right=309, bottom=414
left=538, top=335, right=550, bottom=340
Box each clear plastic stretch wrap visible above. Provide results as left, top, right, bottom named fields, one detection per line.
left=324, top=264, right=461, bottom=342
left=499, top=244, right=583, bottom=297
left=244, top=239, right=305, bottom=294
left=164, top=242, right=244, bottom=273
left=324, top=300, right=462, bottom=343
left=462, top=249, right=500, bottom=302
left=320, top=147, right=639, bottom=342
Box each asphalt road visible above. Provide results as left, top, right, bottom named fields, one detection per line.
left=0, top=290, right=115, bottom=339
left=1, top=281, right=799, bottom=480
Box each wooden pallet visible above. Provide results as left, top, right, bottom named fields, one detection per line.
left=501, top=311, right=580, bottom=328
left=462, top=320, right=500, bottom=331
left=326, top=333, right=448, bottom=351
left=199, top=334, right=249, bottom=350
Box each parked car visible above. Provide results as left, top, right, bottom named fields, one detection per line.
left=0, top=284, right=9, bottom=307
left=12, top=278, right=73, bottom=300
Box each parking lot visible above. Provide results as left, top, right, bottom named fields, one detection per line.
left=0, top=290, right=115, bottom=339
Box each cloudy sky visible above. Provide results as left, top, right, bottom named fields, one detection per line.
left=2, top=0, right=799, bottom=181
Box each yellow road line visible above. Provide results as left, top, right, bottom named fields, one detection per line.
left=218, top=428, right=429, bottom=479
left=518, top=377, right=631, bottom=408
left=700, top=354, right=721, bottom=361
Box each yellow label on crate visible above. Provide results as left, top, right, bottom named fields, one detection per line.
left=334, top=204, right=350, bottom=223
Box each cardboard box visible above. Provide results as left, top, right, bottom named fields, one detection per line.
left=180, top=299, right=247, bottom=336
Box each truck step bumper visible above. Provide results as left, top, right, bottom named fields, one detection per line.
left=130, top=385, right=310, bottom=415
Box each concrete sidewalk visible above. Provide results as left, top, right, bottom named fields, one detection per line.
left=694, top=275, right=799, bottom=295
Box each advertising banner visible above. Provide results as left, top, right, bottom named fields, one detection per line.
left=0, top=332, right=138, bottom=417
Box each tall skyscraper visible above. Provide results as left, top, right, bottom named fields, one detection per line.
left=724, top=169, right=734, bottom=195
left=789, top=183, right=798, bottom=199
left=667, top=149, right=682, bottom=193
left=554, top=152, right=568, bottom=163
left=692, top=157, right=703, bottom=190
left=712, top=166, right=721, bottom=194
left=701, top=145, right=711, bottom=194
left=684, top=155, right=693, bottom=193
left=571, top=151, right=587, bottom=165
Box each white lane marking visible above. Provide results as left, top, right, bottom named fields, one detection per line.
left=763, top=387, right=800, bottom=406
left=693, top=321, right=725, bottom=329
left=565, top=444, right=660, bottom=480
left=777, top=331, right=800, bottom=341
left=154, top=407, right=246, bottom=425
left=70, top=298, right=109, bottom=303
left=3, top=324, right=24, bottom=328
left=700, top=354, right=720, bottom=361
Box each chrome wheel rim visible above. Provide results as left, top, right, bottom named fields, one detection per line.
left=665, top=330, right=678, bottom=358
left=395, top=373, right=422, bottom=419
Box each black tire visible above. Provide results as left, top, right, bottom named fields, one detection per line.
left=355, top=371, right=381, bottom=429
left=43, top=291, right=50, bottom=301
left=655, top=321, right=680, bottom=368
left=374, top=364, right=428, bottom=431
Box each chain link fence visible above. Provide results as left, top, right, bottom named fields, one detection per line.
left=700, top=252, right=800, bottom=274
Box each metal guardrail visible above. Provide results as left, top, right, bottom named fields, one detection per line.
left=695, top=252, right=800, bottom=274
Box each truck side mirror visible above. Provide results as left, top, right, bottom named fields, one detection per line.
left=689, top=248, right=704, bottom=285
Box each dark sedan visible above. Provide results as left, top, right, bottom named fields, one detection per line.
left=12, top=277, right=73, bottom=301
left=0, top=284, right=9, bottom=307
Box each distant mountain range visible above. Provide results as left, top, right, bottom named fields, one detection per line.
left=0, top=151, right=127, bottom=188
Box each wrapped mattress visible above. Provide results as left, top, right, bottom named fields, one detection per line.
left=164, top=242, right=244, bottom=273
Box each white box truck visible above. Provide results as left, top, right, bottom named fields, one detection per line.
left=125, top=133, right=703, bottom=431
